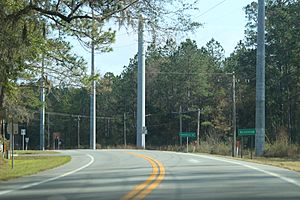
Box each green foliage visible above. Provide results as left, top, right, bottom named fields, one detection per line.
left=232, top=0, right=300, bottom=144
left=0, top=0, right=89, bottom=121
left=0, top=0, right=201, bottom=134
left=0, top=155, right=71, bottom=181
left=4, top=0, right=300, bottom=151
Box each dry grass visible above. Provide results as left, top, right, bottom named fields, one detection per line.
left=233, top=156, right=300, bottom=172
left=14, top=150, right=59, bottom=155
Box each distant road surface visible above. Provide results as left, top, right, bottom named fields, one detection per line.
left=0, top=150, right=299, bottom=200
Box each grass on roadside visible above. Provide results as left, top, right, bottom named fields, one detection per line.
left=0, top=155, right=71, bottom=181
left=148, top=144, right=300, bottom=172
left=14, top=150, right=59, bottom=155
left=232, top=156, right=300, bottom=172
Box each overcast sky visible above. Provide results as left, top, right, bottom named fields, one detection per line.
left=70, top=0, right=254, bottom=76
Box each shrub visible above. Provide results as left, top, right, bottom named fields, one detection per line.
left=264, top=128, right=300, bottom=158
left=264, top=142, right=299, bottom=158
left=193, top=141, right=231, bottom=155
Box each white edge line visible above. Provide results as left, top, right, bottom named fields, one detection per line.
left=165, top=151, right=300, bottom=188
left=187, top=158, right=201, bottom=163
left=0, top=154, right=95, bottom=196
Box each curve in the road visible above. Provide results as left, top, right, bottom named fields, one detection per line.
left=179, top=152, right=300, bottom=188
left=0, top=150, right=299, bottom=200
left=121, top=152, right=165, bottom=200
left=0, top=154, right=95, bottom=196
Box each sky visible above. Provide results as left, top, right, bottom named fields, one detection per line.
left=71, top=0, right=254, bottom=76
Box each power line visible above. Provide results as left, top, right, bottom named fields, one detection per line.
left=145, top=71, right=253, bottom=80
left=196, top=0, right=228, bottom=18
left=112, top=42, right=137, bottom=49
left=32, top=111, right=116, bottom=120
left=145, top=71, right=233, bottom=75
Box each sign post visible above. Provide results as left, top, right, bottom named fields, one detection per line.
left=21, top=129, right=26, bottom=150
left=142, top=126, right=147, bottom=150
left=186, top=137, right=189, bottom=153
left=25, top=137, right=29, bottom=151
left=238, top=129, right=256, bottom=158
left=179, top=132, right=196, bottom=153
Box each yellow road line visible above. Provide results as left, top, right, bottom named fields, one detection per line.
left=121, top=152, right=165, bottom=200
left=121, top=154, right=158, bottom=200
left=133, top=155, right=165, bottom=200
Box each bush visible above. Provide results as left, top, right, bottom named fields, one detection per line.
left=194, top=141, right=231, bottom=156
left=264, top=128, right=300, bottom=158
left=99, top=144, right=144, bottom=150
left=264, top=142, right=299, bottom=158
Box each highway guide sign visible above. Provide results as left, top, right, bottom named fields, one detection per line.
left=238, top=129, right=256, bottom=136
left=179, top=132, right=196, bottom=138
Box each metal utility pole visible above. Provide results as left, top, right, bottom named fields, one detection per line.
left=11, top=118, right=14, bottom=169
left=21, top=129, right=26, bottom=151
left=232, top=72, right=237, bottom=157
left=47, top=114, right=50, bottom=149
left=255, top=0, right=265, bottom=156
left=40, top=26, right=46, bottom=151
left=197, top=108, right=200, bottom=146
left=136, top=15, right=146, bottom=148
left=90, top=6, right=96, bottom=150
left=40, top=74, right=45, bottom=151
left=77, top=116, right=80, bottom=149
left=180, top=105, right=182, bottom=146
left=124, top=113, right=127, bottom=147
left=186, top=137, right=189, bottom=153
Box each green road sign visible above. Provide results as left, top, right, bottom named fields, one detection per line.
left=238, top=129, right=256, bottom=136
left=179, top=132, right=196, bottom=138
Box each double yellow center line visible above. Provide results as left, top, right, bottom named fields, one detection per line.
left=121, top=152, right=165, bottom=200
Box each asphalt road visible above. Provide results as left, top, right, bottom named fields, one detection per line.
left=0, top=149, right=300, bottom=200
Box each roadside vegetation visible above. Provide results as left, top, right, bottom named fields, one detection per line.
left=0, top=0, right=299, bottom=174
left=0, top=152, right=71, bottom=181
left=233, top=156, right=300, bottom=172
left=152, top=144, right=299, bottom=172
left=100, top=132, right=300, bottom=172
left=6, top=1, right=297, bottom=153
left=14, top=150, right=59, bottom=155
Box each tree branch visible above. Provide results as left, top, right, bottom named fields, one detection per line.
left=7, top=0, right=139, bottom=25
left=56, top=0, right=62, bottom=11
left=94, top=0, right=139, bottom=22
left=67, top=1, right=86, bottom=18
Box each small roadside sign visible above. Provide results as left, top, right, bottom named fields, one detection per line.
left=21, top=129, right=26, bottom=136
left=179, top=132, right=196, bottom=138
left=7, top=123, right=19, bottom=135
left=238, top=129, right=256, bottom=159
left=179, top=132, right=196, bottom=153
left=13, top=124, right=18, bottom=134
left=238, top=129, right=256, bottom=136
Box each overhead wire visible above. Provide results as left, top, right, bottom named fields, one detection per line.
left=196, top=0, right=228, bottom=18
left=30, top=110, right=116, bottom=120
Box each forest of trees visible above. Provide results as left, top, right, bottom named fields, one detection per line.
left=1, top=1, right=300, bottom=154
